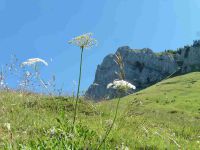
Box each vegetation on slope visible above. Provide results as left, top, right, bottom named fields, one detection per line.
left=0, top=72, right=200, bottom=149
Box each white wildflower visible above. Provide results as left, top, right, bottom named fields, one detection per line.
left=4, top=123, right=11, bottom=131
left=21, top=58, right=48, bottom=66
left=105, top=119, right=113, bottom=127
left=67, top=133, right=74, bottom=138
left=68, top=33, right=97, bottom=49
left=50, top=127, right=56, bottom=137
left=107, top=83, right=113, bottom=89
left=0, top=80, right=4, bottom=86
left=107, top=80, right=136, bottom=90
left=121, top=143, right=129, bottom=150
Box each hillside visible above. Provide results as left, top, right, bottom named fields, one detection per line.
left=97, top=72, right=200, bottom=149
left=0, top=72, right=200, bottom=149
left=86, top=40, right=200, bottom=100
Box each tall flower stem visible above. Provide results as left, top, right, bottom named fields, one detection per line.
left=72, top=47, right=84, bottom=127
left=98, top=97, right=120, bottom=149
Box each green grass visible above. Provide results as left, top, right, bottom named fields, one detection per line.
left=1, top=72, right=200, bottom=149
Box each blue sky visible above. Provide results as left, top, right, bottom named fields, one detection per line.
left=0, top=0, right=200, bottom=94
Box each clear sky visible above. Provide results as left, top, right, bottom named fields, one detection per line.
left=0, top=0, right=200, bottom=94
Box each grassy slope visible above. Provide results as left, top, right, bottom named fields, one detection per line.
left=97, top=72, right=200, bottom=149
left=0, top=72, right=200, bottom=149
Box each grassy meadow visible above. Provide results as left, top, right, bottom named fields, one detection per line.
left=0, top=72, right=200, bottom=149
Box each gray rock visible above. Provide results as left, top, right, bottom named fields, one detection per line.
left=176, top=45, right=200, bottom=73
left=86, top=41, right=200, bottom=101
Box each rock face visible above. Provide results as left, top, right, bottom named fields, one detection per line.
left=175, top=41, right=200, bottom=73
left=86, top=41, right=200, bottom=100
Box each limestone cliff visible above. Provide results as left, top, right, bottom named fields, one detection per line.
left=86, top=40, right=200, bottom=100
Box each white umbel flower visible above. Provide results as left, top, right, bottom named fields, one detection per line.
left=0, top=80, right=4, bottom=86
left=4, top=123, right=11, bottom=131
left=21, top=58, right=48, bottom=66
left=107, top=80, right=136, bottom=90
left=68, top=33, right=97, bottom=49
left=50, top=127, right=56, bottom=137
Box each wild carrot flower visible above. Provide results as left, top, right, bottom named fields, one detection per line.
left=20, top=58, right=49, bottom=93
left=4, top=123, right=11, bottom=131
left=107, top=80, right=136, bottom=94
left=68, top=33, right=97, bottom=49
left=68, top=33, right=97, bottom=127
left=50, top=127, right=56, bottom=137
left=21, top=58, right=48, bottom=66
left=0, top=80, right=4, bottom=86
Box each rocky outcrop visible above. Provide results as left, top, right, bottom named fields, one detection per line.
left=86, top=41, right=200, bottom=100
left=175, top=41, right=200, bottom=73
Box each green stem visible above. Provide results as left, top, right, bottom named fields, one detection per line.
left=72, top=47, right=84, bottom=127
left=98, top=97, right=120, bottom=149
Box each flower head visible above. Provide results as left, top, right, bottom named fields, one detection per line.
left=0, top=80, right=4, bottom=86
left=21, top=58, right=48, bottom=66
left=4, top=123, right=11, bottom=131
left=107, top=80, right=136, bottom=94
left=68, top=33, right=97, bottom=49
left=50, top=127, right=56, bottom=137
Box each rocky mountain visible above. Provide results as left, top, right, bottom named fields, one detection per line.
left=86, top=40, right=200, bottom=101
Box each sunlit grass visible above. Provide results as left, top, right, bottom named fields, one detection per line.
left=0, top=72, right=200, bottom=149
